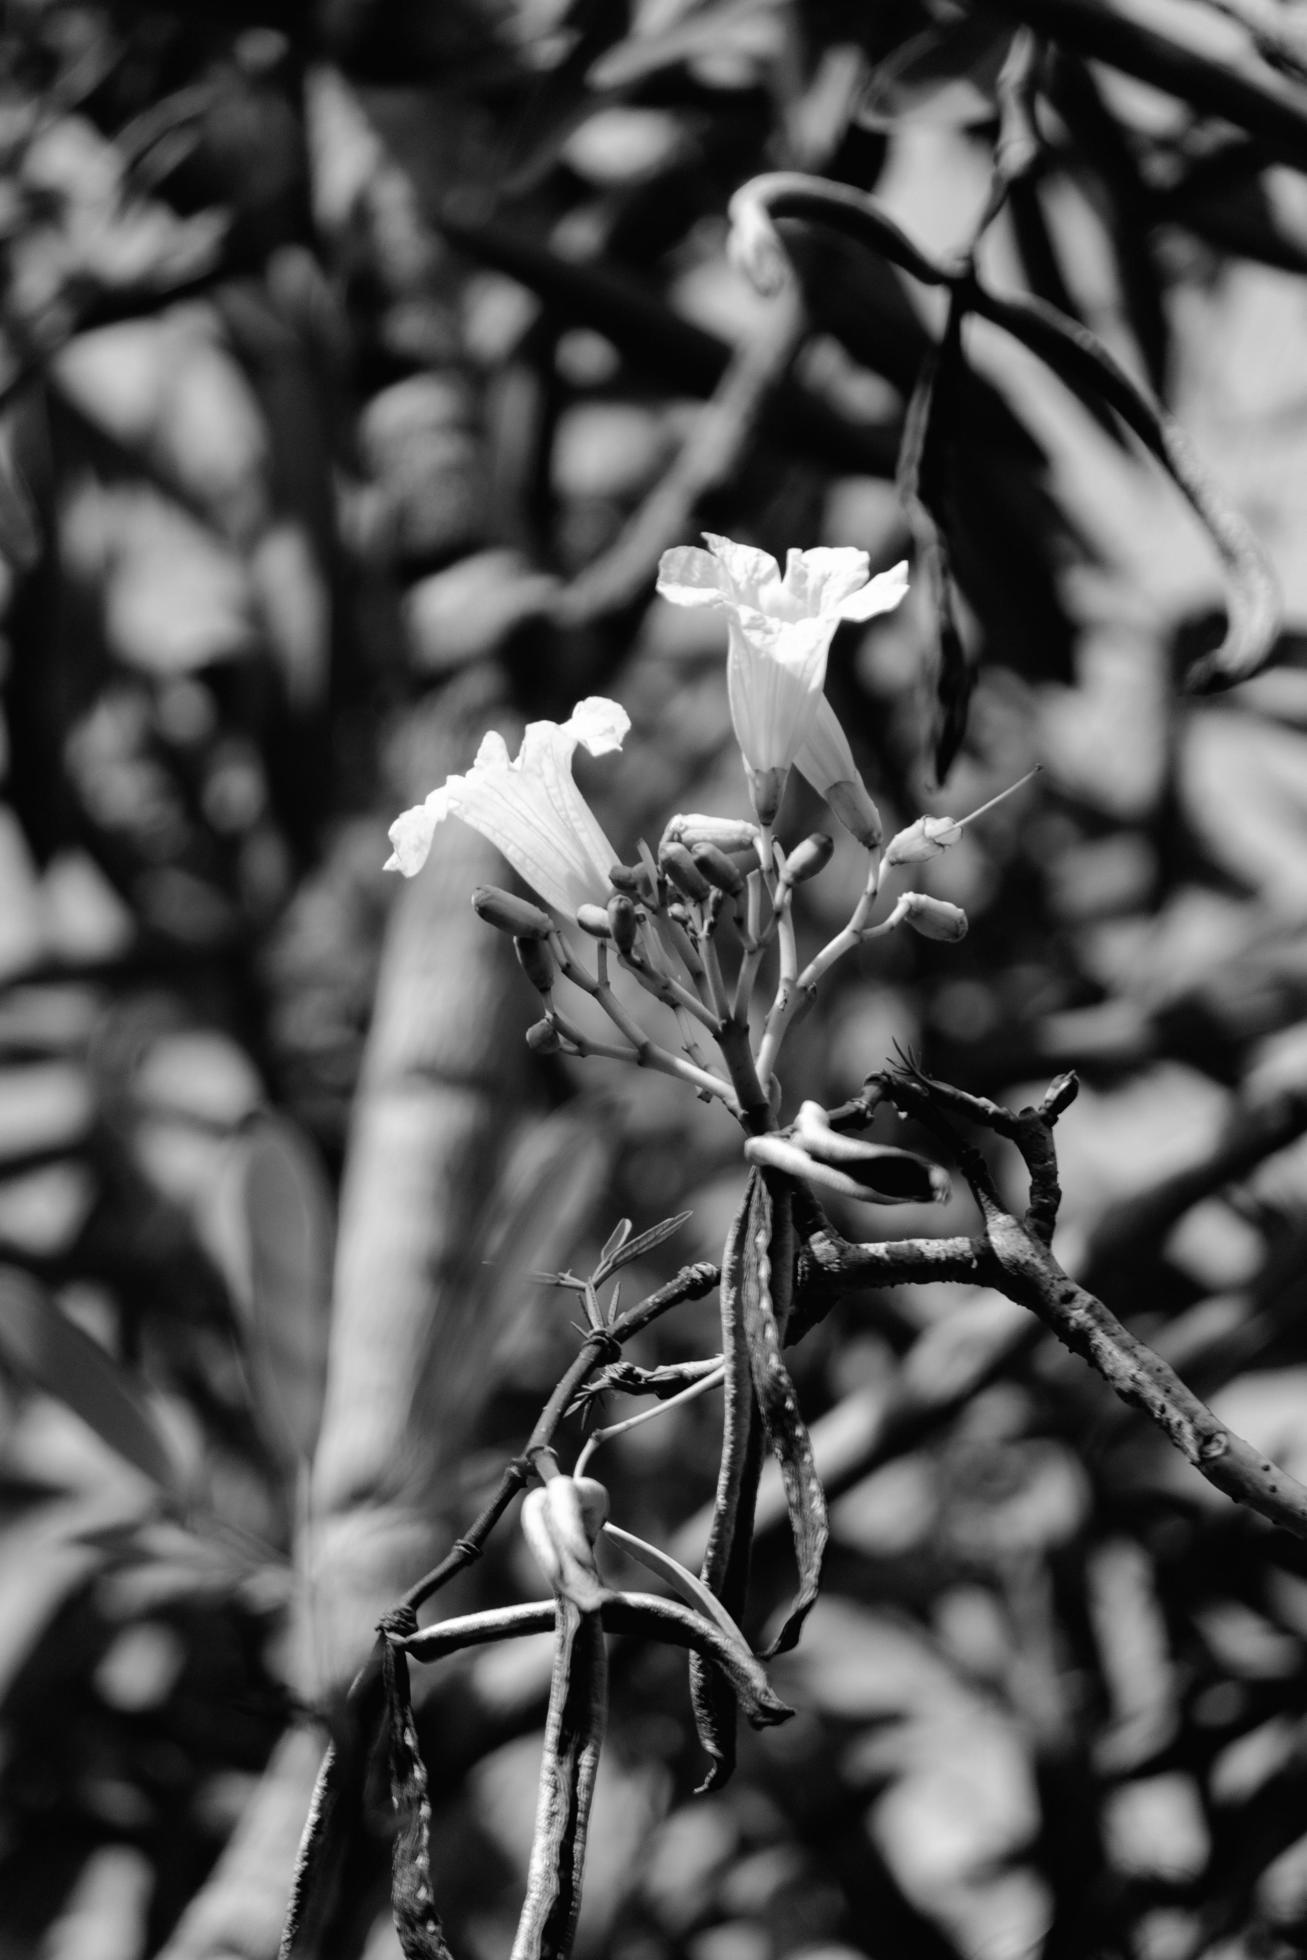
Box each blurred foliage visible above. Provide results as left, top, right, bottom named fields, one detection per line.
left=4, top=1, right=1307, bottom=1957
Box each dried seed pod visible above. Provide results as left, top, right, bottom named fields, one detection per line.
left=511, top=1602, right=607, bottom=1960
left=384, top=1634, right=454, bottom=1960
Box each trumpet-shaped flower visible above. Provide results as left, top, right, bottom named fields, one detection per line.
left=656, top=533, right=907, bottom=825
left=384, top=697, right=628, bottom=919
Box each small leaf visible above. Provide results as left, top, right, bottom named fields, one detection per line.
left=593, top=1210, right=692, bottom=1285
left=0, top=1269, right=186, bottom=1496
left=598, top=1218, right=632, bottom=1269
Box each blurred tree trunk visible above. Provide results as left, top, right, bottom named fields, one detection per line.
left=157, top=21, right=530, bottom=1955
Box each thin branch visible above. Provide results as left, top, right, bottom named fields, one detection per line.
left=879, top=1065, right=1307, bottom=1541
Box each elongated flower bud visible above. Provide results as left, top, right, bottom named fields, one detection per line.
left=900, top=892, right=968, bottom=941
left=884, top=769, right=1040, bottom=868
left=783, top=833, right=834, bottom=885
left=472, top=885, right=555, bottom=938
left=576, top=904, right=612, bottom=939
left=692, top=844, right=745, bottom=897
left=516, top=936, right=556, bottom=995
left=824, top=779, right=883, bottom=851
left=660, top=842, right=712, bottom=904
left=661, top=814, right=760, bottom=855
left=607, top=893, right=638, bottom=954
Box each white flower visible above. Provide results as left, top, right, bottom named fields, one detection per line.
left=384, top=697, right=628, bottom=918
left=656, top=533, right=906, bottom=825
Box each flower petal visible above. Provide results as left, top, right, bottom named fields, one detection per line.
left=700, top=532, right=782, bottom=604
left=836, top=558, right=909, bottom=622
left=384, top=789, right=450, bottom=876
left=656, top=546, right=733, bottom=609
left=726, top=611, right=831, bottom=772
left=780, top=546, right=873, bottom=617
left=568, top=696, right=630, bottom=755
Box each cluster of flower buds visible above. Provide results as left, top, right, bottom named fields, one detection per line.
left=385, top=538, right=1038, bottom=1205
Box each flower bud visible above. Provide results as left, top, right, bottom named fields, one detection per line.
left=526, top=1018, right=562, bottom=1054
left=472, top=885, right=555, bottom=939
left=900, top=892, right=968, bottom=942
left=661, top=814, right=759, bottom=856
left=609, top=864, right=641, bottom=895
left=607, top=892, right=638, bottom=955
left=824, top=779, right=883, bottom=851
left=516, top=935, right=556, bottom=994
left=783, top=833, right=834, bottom=885
left=745, top=763, right=787, bottom=828
left=660, top=841, right=712, bottom=904
left=691, top=843, right=745, bottom=897
left=883, top=815, right=964, bottom=868
left=576, top=904, right=612, bottom=939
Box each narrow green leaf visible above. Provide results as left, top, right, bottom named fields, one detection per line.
left=0, top=1269, right=186, bottom=1496
left=218, top=1114, right=334, bottom=1467
left=593, top=1210, right=693, bottom=1284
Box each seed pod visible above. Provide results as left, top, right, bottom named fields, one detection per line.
left=516, top=937, right=556, bottom=995
left=783, top=833, right=834, bottom=885
left=472, top=886, right=555, bottom=939
left=525, top=1019, right=562, bottom=1055
left=383, top=1636, right=453, bottom=1960
left=900, top=892, right=968, bottom=942
left=691, top=844, right=745, bottom=897
left=660, top=841, right=712, bottom=904
left=575, top=904, right=612, bottom=939
left=512, top=1601, right=607, bottom=1960
left=607, top=893, right=638, bottom=955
